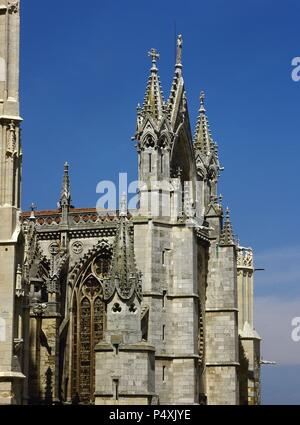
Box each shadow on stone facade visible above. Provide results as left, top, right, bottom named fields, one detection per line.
left=45, top=367, right=53, bottom=405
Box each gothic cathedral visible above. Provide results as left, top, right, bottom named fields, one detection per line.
left=0, top=1, right=261, bottom=405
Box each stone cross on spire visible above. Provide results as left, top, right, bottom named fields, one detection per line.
left=148, top=48, right=160, bottom=71
left=141, top=47, right=164, bottom=119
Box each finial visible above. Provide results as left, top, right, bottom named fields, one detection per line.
left=199, top=90, right=206, bottom=112
left=148, top=48, right=160, bottom=70
left=60, top=161, right=71, bottom=208
left=200, top=91, right=205, bottom=103
left=119, top=192, right=127, bottom=217
left=176, top=34, right=183, bottom=67
left=30, top=203, right=37, bottom=221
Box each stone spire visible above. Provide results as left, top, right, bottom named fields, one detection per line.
left=193, top=91, right=214, bottom=156
left=219, top=207, right=235, bottom=246
left=168, top=34, right=188, bottom=129
left=59, top=162, right=71, bottom=208
left=142, top=48, right=164, bottom=120
left=103, top=215, right=142, bottom=302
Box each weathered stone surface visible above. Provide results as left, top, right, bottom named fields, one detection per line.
left=0, top=12, right=261, bottom=406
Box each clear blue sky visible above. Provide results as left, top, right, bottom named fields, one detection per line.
left=21, top=0, right=300, bottom=404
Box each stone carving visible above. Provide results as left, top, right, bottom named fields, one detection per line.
left=6, top=121, right=16, bottom=154
left=237, top=248, right=253, bottom=268
left=244, top=250, right=253, bottom=267
left=176, top=34, right=183, bottom=65
left=112, top=303, right=122, bottom=313
left=82, top=276, right=102, bottom=298
left=32, top=303, right=47, bottom=316
left=15, top=264, right=24, bottom=298
left=8, top=0, right=19, bottom=14
left=129, top=303, right=137, bottom=313
left=49, top=242, right=60, bottom=256
left=72, top=240, right=83, bottom=254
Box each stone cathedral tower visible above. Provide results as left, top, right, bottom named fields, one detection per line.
left=0, top=3, right=261, bottom=405
left=0, top=0, right=24, bottom=405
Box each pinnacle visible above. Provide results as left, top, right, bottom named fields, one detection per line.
left=141, top=48, right=164, bottom=120
left=219, top=207, right=235, bottom=246
left=168, top=35, right=185, bottom=124
left=193, top=90, right=213, bottom=155
left=60, top=161, right=71, bottom=208
left=105, top=217, right=142, bottom=301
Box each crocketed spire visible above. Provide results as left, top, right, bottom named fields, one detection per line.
left=103, top=212, right=142, bottom=302
left=141, top=48, right=164, bottom=120
left=168, top=35, right=185, bottom=126
left=219, top=207, right=235, bottom=246
left=59, top=162, right=71, bottom=208
left=193, top=91, right=214, bottom=156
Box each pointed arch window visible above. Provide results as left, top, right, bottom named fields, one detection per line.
left=71, top=249, right=111, bottom=404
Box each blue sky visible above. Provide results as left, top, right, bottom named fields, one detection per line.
left=21, top=0, right=300, bottom=403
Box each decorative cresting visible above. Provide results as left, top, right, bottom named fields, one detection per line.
left=237, top=247, right=253, bottom=269
left=103, top=216, right=142, bottom=302
left=219, top=207, right=236, bottom=246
